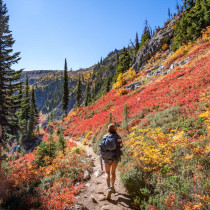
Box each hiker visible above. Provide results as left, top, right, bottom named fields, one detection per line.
left=99, top=124, right=123, bottom=199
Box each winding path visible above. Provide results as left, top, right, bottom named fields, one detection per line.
left=68, top=137, right=134, bottom=210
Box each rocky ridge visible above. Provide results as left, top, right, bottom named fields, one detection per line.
left=132, top=15, right=181, bottom=72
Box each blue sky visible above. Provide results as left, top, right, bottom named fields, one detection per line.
left=6, top=0, right=181, bottom=71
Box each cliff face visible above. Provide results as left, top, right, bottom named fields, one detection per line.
left=132, top=16, right=181, bottom=71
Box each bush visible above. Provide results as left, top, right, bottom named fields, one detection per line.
left=147, top=107, right=181, bottom=128
left=35, top=140, right=57, bottom=166
left=118, top=88, right=128, bottom=95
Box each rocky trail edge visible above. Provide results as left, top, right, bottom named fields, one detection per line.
left=67, top=137, right=134, bottom=210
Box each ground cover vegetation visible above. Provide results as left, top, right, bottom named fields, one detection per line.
left=61, top=24, right=210, bottom=210
left=1, top=0, right=210, bottom=209
left=1, top=129, right=88, bottom=209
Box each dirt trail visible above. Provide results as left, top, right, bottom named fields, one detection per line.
left=68, top=138, right=134, bottom=210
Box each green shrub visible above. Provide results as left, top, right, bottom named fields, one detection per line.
left=35, top=140, right=57, bottom=166
left=147, top=106, right=181, bottom=128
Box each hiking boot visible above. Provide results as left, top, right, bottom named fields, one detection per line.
left=106, top=187, right=112, bottom=200
left=110, top=186, right=116, bottom=193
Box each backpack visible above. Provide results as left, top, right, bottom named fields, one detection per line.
left=99, top=134, right=122, bottom=159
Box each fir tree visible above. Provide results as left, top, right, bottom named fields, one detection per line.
left=21, top=75, right=30, bottom=136
left=76, top=74, right=82, bottom=107
left=85, top=80, right=91, bottom=106
left=113, top=48, right=131, bottom=82
left=116, top=52, right=119, bottom=65
left=0, top=0, right=22, bottom=169
left=62, top=58, right=69, bottom=116
left=57, top=130, right=66, bottom=154
left=173, top=0, right=209, bottom=50
left=168, top=8, right=171, bottom=19
left=135, top=32, right=140, bottom=55
left=122, top=104, right=129, bottom=132
left=28, top=86, right=38, bottom=139
left=106, top=76, right=111, bottom=93
left=140, top=20, right=152, bottom=48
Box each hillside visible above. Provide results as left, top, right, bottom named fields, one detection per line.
left=61, top=33, right=210, bottom=209
left=19, top=68, right=94, bottom=123
left=1, top=1, right=210, bottom=209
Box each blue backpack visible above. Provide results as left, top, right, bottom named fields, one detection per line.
left=99, top=134, right=122, bottom=159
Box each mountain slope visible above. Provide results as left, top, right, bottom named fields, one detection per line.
left=61, top=36, right=210, bottom=209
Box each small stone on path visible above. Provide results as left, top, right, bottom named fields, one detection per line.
left=94, top=169, right=104, bottom=177
left=90, top=194, right=98, bottom=203
left=100, top=205, right=112, bottom=210
left=85, top=183, right=91, bottom=187
left=83, top=170, right=91, bottom=180
left=98, top=194, right=106, bottom=201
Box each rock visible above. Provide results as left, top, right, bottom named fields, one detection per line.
left=87, top=158, right=95, bottom=167
left=66, top=203, right=86, bottom=210
left=94, top=169, right=104, bottom=177
left=100, top=205, right=112, bottom=210
left=98, top=195, right=106, bottom=201
left=90, top=195, right=98, bottom=203
left=124, top=81, right=141, bottom=90
left=87, top=166, right=94, bottom=173
left=85, top=183, right=91, bottom=187
left=83, top=170, right=91, bottom=181
left=132, top=15, right=181, bottom=72
left=75, top=182, right=80, bottom=186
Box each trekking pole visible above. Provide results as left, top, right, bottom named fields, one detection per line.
left=100, top=156, right=103, bottom=171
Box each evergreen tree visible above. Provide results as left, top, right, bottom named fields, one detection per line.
left=106, top=76, right=111, bottom=93
left=21, top=75, right=30, bottom=136
left=116, top=52, right=119, bottom=65
left=62, top=58, right=69, bottom=116
left=135, top=32, right=140, bottom=55
left=140, top=20, right=152, bottom=48
left=85, top=80, right=91, bottom=106
left=28, top=86, right=38, bottom=139
left=168, top=8, right=171, bottom=19
left=57, top=130, right=66, bottom=154
left=113, top=48, right=131, bottom=82
left=76, top=74, right=82, bottom=107
left=173, top=0, right=209, bottom=51
left=0, top=0, right=22, bottom=167
left=122, top=104, right=129, bottom=132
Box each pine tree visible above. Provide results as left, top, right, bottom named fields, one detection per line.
left=0, top=0, right=22, bottom=169
left=135, top=32, right=140, bottom=55
left=106, top=76, right=111, bottom=93
left=113, top=48, right=131, bottom=82
left=62, top=58, right=69, bottom=116
left=85, top=80, right=91, bottom=106
left=57, top=130, right=66, bottom=154
left=168, top=8, right=171, bottom=20
left=16, top=85, right=23, bottom=143
left=28, top=86, right=38, bottom=139
left=116, top=52, right=119, bottom=65
left=21, top=75, right=30, bottom=136
left=172, top=0, right=209, bottom=51
left=140, top=20, right=152, bottom=48
left=76, top=74, right=82, bottom=107
left=122, top=104, right=129, bottom=132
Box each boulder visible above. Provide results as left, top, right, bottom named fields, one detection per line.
left=132, top=16, right=181, bottom=72
left=124, top=81, right=141, bottom=90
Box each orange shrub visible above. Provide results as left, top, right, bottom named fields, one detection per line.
left=118, top=88, right=128, bottom=95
